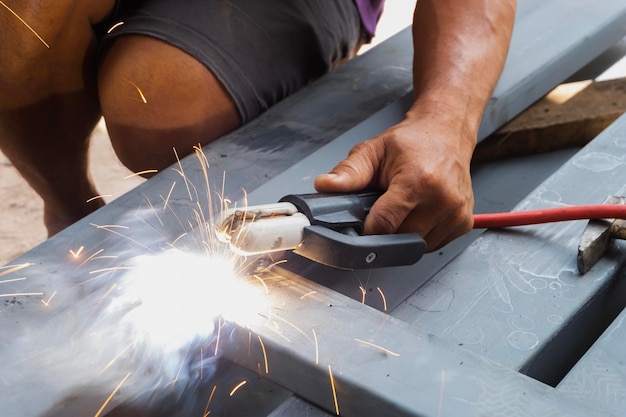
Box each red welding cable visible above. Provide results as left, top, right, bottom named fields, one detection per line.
left=473, top=204, right=626, bottom=229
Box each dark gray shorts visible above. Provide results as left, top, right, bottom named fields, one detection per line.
left=99, top=0, right=364, bottom=123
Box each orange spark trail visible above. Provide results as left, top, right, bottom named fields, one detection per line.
left=272, top=314, right=314, bottom=343
left=90, top=223, right=154, bottom=251
left=78, top=249, right=106, bottom=268
left=328, top=365, right=340, bottom=415
left=0, top=263, right=32, bottom=278
left=124, top=169, right=158, bottom=179
left=163, top=181, right=176, bottom=210
left=167, top=345, right=191, bottom=388
left=203, top=385, right=217, bottom=416
left=0, top=1, right=50, bottom=48
left=300, top=291, right=317, bottom=299
left=214, top=318, right=223, bottom=356
left=258, top=335, right=269, bottom=374
left=0, top=292, right=43, bottom=298
left=359, top=286, right=366, bottom=304
left=312, top=329, right=319, bottom=365
left=377, top=287, right=388, bottom=311
left=107, top=21, right=124, bottom=34
left=41, top=291, right=57, bottom=307
left=69, top=246, right=84, bottom=258
left=229, top=380, right=247, bottom=397
left=354, top=338, right=400, bottom=357
left=86, top=195, right=112, bottom=203
left=94, top=372, right=132, bottom=417
left=124, top=78, right=148, bottom=103
left=0, top=278, right=26, bottom=285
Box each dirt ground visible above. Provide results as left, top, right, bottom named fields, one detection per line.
left=0, top=120, right=145, bottom=265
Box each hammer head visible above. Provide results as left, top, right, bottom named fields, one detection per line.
left=577, top=196, right=626, bottom=274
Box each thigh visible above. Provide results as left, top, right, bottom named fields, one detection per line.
left=1, top=0, right=115, bottom=107
left=99, top=0, right=364, bottom=122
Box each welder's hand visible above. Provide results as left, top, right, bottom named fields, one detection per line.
left=314, top=111, right=476, bottom=251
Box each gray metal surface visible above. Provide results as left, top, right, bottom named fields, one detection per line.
left=217, top=268, right=613, bottom=417
left=2, top=1, right=626, bottom=416
left=479, top=0, right=626, bottom=138
left=244, top=95, right=578, bottom=313
left=558, top=280, right=626, bottom=414
left=393, top=113, right=626, bottom=388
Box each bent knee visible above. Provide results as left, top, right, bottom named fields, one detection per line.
left=99, top=35, right=241, bottom=173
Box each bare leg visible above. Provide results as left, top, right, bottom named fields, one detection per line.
left=0, top=0, right=116, bottom=235
left=98, top=35, right=242, bottom=174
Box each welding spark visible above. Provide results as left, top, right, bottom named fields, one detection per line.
left=107, top=21, right=125, bottom=34
left=354, top=338, right=400, bottom=357
left=90, top=223, right=153, bottom=251
left=0, top=292, right=44, bottom=298
left=166, top=345, right=191, bottom=388
left=312, top=329, right=319, bottom=365
left=203, top=385, right=217, bottom=416
left=229, top=380, right=248, bottom=397
left=328, top=365, right=340, bottom=416
left=0, top=277, right=26, bottom=285
left=106, top=251, right=268, bottom=354
left=0, top=1, right=50, bottom=48
left=89, top=266, right=135, bottom=275
left=124, top=169, right=159, bottom=179
left=94, top=371, right=132, bottom=417
left=124, top=78, right=148, bottom=103
left=40, top=291, right=57, bottom=307
left=163, top=181, right=176, bottom=210
left=300, top=291, right=317, bottom=299
left=359, top=286, right=367, bottom=304
left=271, top=314, right=314, bottom=343
left=258, top=335, right=269, bottom=374
left=69, top=246, right=84, bottom=258
left=86, top=195, right=112, bottom=203
left=377, top=287, right=388, bottom=311
left=214, top=318, right=223, bottom=356
left=98, top=340, right=137, bottom=376
left=78, top=249, right=106, bottom=267
left=0, top=263, right=32, bottom=278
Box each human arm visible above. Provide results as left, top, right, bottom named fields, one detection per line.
left=314, top=0, right=516, bottom=250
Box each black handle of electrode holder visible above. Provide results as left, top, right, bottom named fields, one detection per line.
left=280, top=190, right=382, bottom=234
left=293, top=225, right=426, bottom=270
left=280, top=191, right=425, bottom=269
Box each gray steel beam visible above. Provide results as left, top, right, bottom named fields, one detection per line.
left=393, top=113, right=626, bottom=388
left=2, top=1, right=626, bottom=416
left=479, top=0, right=626, bottom=139
left=557, top=292, right=626, bottom=414
left=218, top=268, right=612, bottom=417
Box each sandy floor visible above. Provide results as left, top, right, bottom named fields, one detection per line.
left=0, top=120, right=145, bottom=265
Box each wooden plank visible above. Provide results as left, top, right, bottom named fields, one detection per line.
left=474, top=77, right=626, bottom=163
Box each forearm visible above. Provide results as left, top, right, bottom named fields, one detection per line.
left=410, top=0, right=516, bottom=146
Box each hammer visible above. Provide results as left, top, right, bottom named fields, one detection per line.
left=577, top=196, right=626, bottom=274
left=473, top=195, right=626, bottom=274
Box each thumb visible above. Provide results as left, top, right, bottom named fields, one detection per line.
left=314, top=142, right=380, bottom=193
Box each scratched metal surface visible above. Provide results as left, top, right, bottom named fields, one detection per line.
left=1, top=0, right=626, bottom=415
left=393, top=113, right=626, bottom=389
left=557, top=274, right=626, bottom=413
